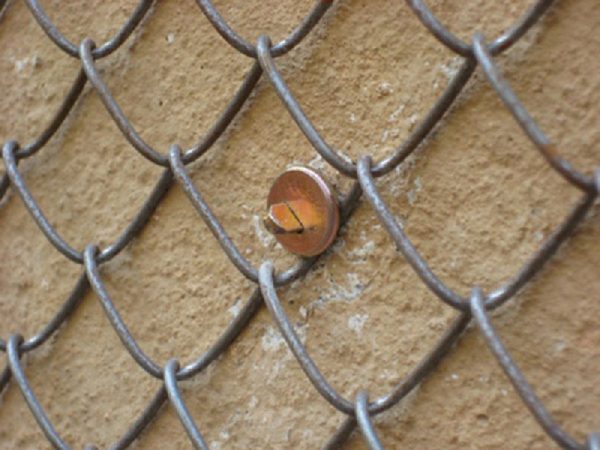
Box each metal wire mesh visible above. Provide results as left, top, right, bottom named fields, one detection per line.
left=0, top=0, right=598, bottom=448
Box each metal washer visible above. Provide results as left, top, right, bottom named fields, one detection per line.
left=266, top=166, right=340, bottom=257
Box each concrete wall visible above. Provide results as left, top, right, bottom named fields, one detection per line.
left=1, top=0, right=599, bottom=448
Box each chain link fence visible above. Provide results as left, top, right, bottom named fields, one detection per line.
left=0, top=0, right=598, bottom=448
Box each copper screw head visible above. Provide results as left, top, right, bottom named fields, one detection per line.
left=264, top=166, right=340, bottom=257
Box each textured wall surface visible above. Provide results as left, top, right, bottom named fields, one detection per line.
left=1, top=0, right=599, bottom=448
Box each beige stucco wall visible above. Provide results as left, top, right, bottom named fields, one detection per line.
left=1, top=0, right=599, bottom=448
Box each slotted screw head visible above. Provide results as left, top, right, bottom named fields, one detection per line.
left=264, top=166, right=340, bottom=257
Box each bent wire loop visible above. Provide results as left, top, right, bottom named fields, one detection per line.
left=256, top=34, right=476, bottom=178
left=324, top=311, right=471, bottom=449
left=1, top=0, right=599, bottom=448
left=357, top=155, right=596, bottom=313
left=405, top=0, right=555, bottom=57
left=2, top=141, right=174, bottom=264
left=260, top=261, right=471, bottom=419
left=79, top=39, right=264, bottom=166
left=25, top=0, right=153, bottom=59
left=194, top=0, right=333, bottom=58
left=470, top=288, right=584, bottom=450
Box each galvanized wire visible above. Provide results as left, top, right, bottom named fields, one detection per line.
left=0, top=0, right=598, bottom=448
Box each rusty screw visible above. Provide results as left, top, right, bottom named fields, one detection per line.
left=264, top=166, right=340, bottom=257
